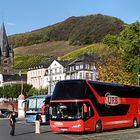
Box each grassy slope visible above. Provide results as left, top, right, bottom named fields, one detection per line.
left=14, top=41, right=85, bottom=69
left=61, top=43, right=107, bottom=60
left=14, top=41, right=84, bottom=57
left=14, top=42, right=108, bottom=69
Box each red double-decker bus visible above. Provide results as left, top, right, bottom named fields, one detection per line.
left=50, top=80, right=140, bottom=132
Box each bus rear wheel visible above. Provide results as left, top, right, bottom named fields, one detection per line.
left=95, top=121, right=102, bottom=133
left=133, top=118, right=138, bottom=128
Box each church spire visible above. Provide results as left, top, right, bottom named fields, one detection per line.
left=0, top=23, right=14, bottom=75
left=0, top=22, right=11, bottom=57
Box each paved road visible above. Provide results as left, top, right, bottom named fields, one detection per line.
left=0, top=119, right=74, bottom=140
left=1, top=118, right=140, bottom=140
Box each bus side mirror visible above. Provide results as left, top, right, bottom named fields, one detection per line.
left=83, top=104, right=88, bottom=113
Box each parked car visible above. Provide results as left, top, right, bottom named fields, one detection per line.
left=0, top=109, right=10, bottom=118
left=0, top=109, right=18, bottom=118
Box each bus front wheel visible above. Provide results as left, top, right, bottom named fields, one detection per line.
left=133, top=118, right=138, bottom=128
left=95, top=121, right=102, bottom=133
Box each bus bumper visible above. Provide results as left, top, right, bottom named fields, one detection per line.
left=50, top=120, right=84, bottom=132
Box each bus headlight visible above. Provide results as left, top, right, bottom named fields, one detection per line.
left=72, top=124, right=81, bottom=128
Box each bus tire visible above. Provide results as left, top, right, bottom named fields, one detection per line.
left=95, top=121, right=102, bottom=133
left=133, top=118, right=138, bottom=128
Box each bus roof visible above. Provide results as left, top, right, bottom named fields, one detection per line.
left=57, top=79, right=140, bottom=89
left=51, top=80, right=140, bottom=100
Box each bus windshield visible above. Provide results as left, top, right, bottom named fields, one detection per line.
left=25, top=95, right=51, bottom=123
left=50, top=102, right=93, bottom=120
left=26, top=97, right=45, bottom=112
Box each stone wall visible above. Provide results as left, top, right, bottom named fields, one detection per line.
left=0, top=103, right=18, bottom=111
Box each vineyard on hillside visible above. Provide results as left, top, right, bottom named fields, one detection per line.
left=14, top=55, right=48, bottom=69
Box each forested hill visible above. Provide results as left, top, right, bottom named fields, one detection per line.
left=8, top=14, right=125, bottom=48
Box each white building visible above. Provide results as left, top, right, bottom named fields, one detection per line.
left=27, top=53, right=97, bottom=94
left=44, top=60, right=68, bottom=94
left=27, top=57, right=54, bottom=89
left=65, top=53, right=96, bottom=80
left=27, top=66, right=47, bottom=89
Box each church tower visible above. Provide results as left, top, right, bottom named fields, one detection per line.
left=0, top=23, right=14, bottom=74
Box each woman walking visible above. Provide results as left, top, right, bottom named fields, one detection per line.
left=9, top=112, right=16, bottom=136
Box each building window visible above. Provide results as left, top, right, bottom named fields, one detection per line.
left=3, top=69, right=8, bottom=74
left=91, top=65, right=94, bottom=70
left=85, top=64, right=90, bottom=69
left=79, top=72, right=82, bottom=79
left=59, top=76, right=61, bottom=80
left=55, top=69, right=57, bottom=74
left=80, top=64, right=83, bottom=69
left=70, top=66, right=74, bottom=71
left=59, top=68, right=62, bottom=73
left=76, top=65, right=79, bottom=70
left=3, top=60, right=8, bottom=64
left=86, top=72, right=89, bottom=80
left=91, top=73, right=94, bottom=80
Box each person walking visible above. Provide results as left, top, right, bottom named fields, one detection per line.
left=35, top=113, right=42, bottom=134
left=9, top=112, right=16, bottom=136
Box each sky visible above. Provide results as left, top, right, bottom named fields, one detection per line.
left=0, top=0, right=140, bottom=35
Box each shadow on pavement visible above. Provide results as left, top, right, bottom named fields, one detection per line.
left=15, top=130, right=51, bottom=136
left=14, top=131, right=35, bottom=136
left=39, top=130, right=51, bottom=134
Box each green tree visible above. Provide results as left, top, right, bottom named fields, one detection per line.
left=102, top=34, right=119, bottom=48
left=118, top=22, right=140, bottom=84
left=0, top=84, right=32, bottom=98
left=26, top=87, right=48, bottom=97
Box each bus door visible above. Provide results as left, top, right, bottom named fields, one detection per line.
left=82, top=102, right=95, bottom=131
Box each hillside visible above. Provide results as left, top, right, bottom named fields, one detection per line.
left=10, top=14, right=140, bottom=86
left=14, top=41, right=84, bottom=56
left=13, top=41, right=85, bottom=69
left=9, top=14, right=125, bottom=48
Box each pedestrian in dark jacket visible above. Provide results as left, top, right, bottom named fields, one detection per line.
left=9, top=112, right=16, bottom=136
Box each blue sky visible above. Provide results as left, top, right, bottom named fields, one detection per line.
left=0, top=0, right=140, bottom=35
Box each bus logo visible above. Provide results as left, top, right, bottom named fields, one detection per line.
left=105, top=93, right=120, bottom=106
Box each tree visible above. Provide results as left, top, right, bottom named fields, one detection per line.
left=97, top=56, right=132, bottom=85
left=102, top=34, right=119, bottom=48
left=118, top=22, right=140, bottom=84
left=26, top=87, right=48, bottom=97
left=102, top=21, right=140, bottom=85
left=0, top=84, right=32, bottom=98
